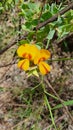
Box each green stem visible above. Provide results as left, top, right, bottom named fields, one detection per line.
left=44, top=94, right=57, bottom=130
left=44, top=90, right=58, bottom=100
left=31, top=82, right=42, bottom=91
left=48, top=57, right=73, bottom=62
left=41, top=76, right=57, bottom=130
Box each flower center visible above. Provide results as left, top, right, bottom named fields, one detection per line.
left=38, top=57, right=46, bottom=63
left=22, top=53, right=32, bottom=60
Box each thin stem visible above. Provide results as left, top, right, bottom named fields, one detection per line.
left=44, top=90, right=58, bottom=100
left=41, top=76, right=57, bottom=130
left=31, top=82, right=42, bottom=91
left=48, top=57, right=73, bottom=62
left=44, top=95, right=57, bottom=130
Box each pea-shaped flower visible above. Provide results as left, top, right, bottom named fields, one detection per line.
left=17, top=44, right=51, bottom=75
left=17, top=44, right=39, bottom=71
left=34, top=49, right=51, bottom=75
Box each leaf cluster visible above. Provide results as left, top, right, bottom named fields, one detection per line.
left=19, top=1, right=73, bottom=48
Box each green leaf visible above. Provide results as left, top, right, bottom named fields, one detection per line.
left=32, top=70, right=39, bottom=77
left=57, top=24, right=73, bottom=38
left=7, top=0, right=13, bottom=4
left=41, top=11, right=52, bottom=22
left=27, top=68, right=39, bottom=78
left=44, top=4, right=50, bottom=11
left=22, top=22, right=32, bottom=31
left=19, top=40, right=29, bottom=45
left=47, top=30, right=55, bottom=40
left=0, top=87, right=4, bottom=92
left=27, top=2, right=40, bottom=13
left=36, top=42, right=42, bottom=49
left=21, top=2, right=40, bottom=20
left=52, top=100, right=73, bottom=110
left=22, top=3, right=29, bottom=10
left=31, top=19, right=38, bottom=27
left=50, top=3, right=59, bottom=14
left=0, top=7, right=3, bottom=11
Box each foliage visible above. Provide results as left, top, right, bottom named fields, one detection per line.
left=19, top=1, right=73, bottom=48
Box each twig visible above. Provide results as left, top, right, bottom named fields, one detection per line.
left=11, top=119, right=26, bottom=130
left=0, top=33, right=28, bottom=55
left=0, top=56, right=16, bottom=82
left=55, top=115, right=65, bottom=124
left=36, top=2, right=73, bottom=30
left=7, top=103, right=27, bottom=107
left=0, top=65, right=11, bottom=83
left=44, top=77, right=73, bottom=123
left=43, top=115, right=65, bottom=130
left=54, top=32, right=73, bottom=44
left=0, top=61, right=16, bottom=68
left=11, top=117, right=33, bottom=130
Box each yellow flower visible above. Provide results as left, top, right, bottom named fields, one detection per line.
left=17, top=44, right=39, bottom=71
left=34, top=49, right=51, bottom=75
left=17, top=43, right=51, bottom=75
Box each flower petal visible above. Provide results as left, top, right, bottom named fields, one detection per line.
left=34, top=49, right=51, bottom=64
left=29, top=44, right=39, bottom=60
left=38, top=61, right=51, bottom=75
left=17, top=44, right=39, bottom=60
left=17, top=59, right=29, bottom=71
left=40, top=49, right=51, bottom=59
left=17, top=44, right=29, bottom=58
left=34, top=52, right=40, bottom=64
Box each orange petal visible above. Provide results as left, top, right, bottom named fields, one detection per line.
left=34, top=49, right=51, bottom=64
left=38, top=61, right=51, bottom=75
left=17, top=59, right=29, bottom=71
left=40, top=49, right=51, bottom=59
